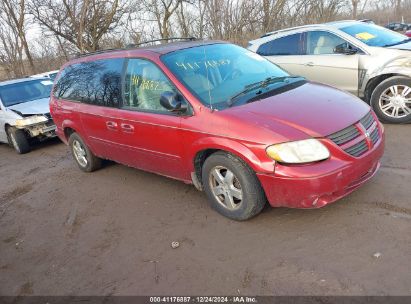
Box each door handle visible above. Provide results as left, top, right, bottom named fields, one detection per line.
left=304, top=62, right=314, bottom=67
left=106, top=121, right=118, bottom=131
left=121, top=123, right=134, bottom=133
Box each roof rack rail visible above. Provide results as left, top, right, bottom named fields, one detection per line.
left=75, top=37, right=198, bottom=58
left=126, top=37, right=198, bottom=48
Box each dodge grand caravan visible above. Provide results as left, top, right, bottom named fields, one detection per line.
left=50, top=41, right=385, bottom=220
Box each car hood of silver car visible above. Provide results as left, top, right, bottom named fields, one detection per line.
left=388, top=41, right=411, bottom=51
left=8, top=97, right=50, bottom=116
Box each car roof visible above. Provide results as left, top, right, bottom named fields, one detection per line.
left=77, top=40, right=226, bottom=61
left=260, top=20, right=368, bottom=38
left=0, top=77, right=49, bottom=87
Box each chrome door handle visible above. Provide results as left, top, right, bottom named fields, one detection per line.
left=106, top=121, right=118, bottom=131
left=121, top=123, right=134, bottom=133
left=304, top=62, right=314, bottom=67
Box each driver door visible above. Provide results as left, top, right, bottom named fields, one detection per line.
left=299, top=30, right=359, bottom=95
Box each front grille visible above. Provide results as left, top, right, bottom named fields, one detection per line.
left=327, top=111, right=379, bottom=157
left=370, top=127, right=379, bottom=145
left=360, top=111, right=374, bottom=129
left=327, top=125, right=360, bottom=145
left=344, top=139, right=368, bottom=157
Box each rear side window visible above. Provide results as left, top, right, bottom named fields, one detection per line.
left=54, top=58, right=124, bottom=107
left=257, top=33, right=302, bottom=56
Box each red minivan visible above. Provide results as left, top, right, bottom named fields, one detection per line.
left=50, top=41, right=384, bottom=220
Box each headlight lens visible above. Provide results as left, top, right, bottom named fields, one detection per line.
left=266, top=139, right=330, bottom=164
left=15, top=115, right=48, bottom=127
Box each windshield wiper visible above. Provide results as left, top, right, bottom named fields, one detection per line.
left=383, top=38, right=411, bottom=47
left=227, top=76, right=301, bottom=107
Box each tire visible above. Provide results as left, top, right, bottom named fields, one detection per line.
left=370, top=76, right=411, bottom=124
left=6, top=127, right=31, bottom=154
left=68, top=132, right=102, bottom=172
left=201, top=151, right=266, bottom=221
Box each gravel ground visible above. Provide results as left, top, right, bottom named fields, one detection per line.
left=0, top=124, right=410, bottom=296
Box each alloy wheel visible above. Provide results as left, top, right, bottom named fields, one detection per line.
left=209, top=166, right=243, bottom=210
left=72, top=140, right=88, bottom=167
left=379, top=84, right=411, bottom=118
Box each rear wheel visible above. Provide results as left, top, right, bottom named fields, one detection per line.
left=371, top=76, right=411, bottom=123
left=202, top=151, right=266, bottom=221
left=6, top=127, right=31, bottom=154
left=68, top=133, right=102, bottom=172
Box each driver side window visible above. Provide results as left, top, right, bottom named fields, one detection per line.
left=124, top=59, right=176, bottom=113
left=306, top=31, right=351, bottom=55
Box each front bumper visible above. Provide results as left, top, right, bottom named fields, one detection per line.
left=257, top=131, right=385, bottom=209
left=17, top=121, right=57, bottom=138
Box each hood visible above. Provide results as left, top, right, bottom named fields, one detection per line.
left=388, top=40, right=411, bottom=51
left=224, top=82, right=370, bottom=139
left=8, top=97, right=50, bottom=115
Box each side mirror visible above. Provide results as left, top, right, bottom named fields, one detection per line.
left=334, top=43, right=358, bottom=55
left=160, top=91, right=188, bottom=113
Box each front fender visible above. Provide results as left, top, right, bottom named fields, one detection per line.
left=362, top=56, right=411, bottom=95
left=187, top=136, right=275, bottom=175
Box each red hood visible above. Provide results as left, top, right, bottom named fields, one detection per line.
left=224, top=82, right=370, bottom=139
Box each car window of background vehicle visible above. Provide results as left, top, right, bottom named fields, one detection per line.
left=305, top=31, right=348, bottom=55
left=0, top=79, right=53, bottom=107
left=341, top=23, right=407, bottom=47
left=256, top=33, right=302, bottom=56
left=161, top=44, right=288, bottom=109
left=54, top=58, right=124, bottom=107
left=123, top=59, right=176, bottom=113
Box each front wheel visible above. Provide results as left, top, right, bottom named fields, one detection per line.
left=68, top=133, right=102, bottom=172
left=7, top=127, right=31, bottom=154
left=202, top=151, right=266, bottom=221
left=370, top=76, right=411, bottom=123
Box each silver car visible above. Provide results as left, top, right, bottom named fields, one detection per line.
left=0, top=77, right=57, bottom=154
left=248, top=20, right=411, bottom=123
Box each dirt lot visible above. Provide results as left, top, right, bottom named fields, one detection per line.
left=0, top=124, right=410, bottom=296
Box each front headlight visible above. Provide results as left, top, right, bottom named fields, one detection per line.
left=266, top=139, right=330, bottom=164
left=15, top=115, right=48, bottom=127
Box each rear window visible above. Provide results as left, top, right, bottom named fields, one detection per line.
left=54, top=58, right=124, bottom=107
left=257, top=33, right=302, bottom=56
left=0, top=79, right=53, bottom=107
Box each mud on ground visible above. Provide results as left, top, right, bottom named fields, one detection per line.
left=0, top=125, right=410, bottom=296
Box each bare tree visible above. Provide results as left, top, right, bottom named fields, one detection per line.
left=30, top=0, right=128, bottom=53
left=1, top=0, right=35, bottom=74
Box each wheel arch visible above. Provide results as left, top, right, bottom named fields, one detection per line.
left=364, top=73, right=411, bottom=103
left=189, top=137, right=274, bottom=187
left=61, top=120, right=80, bottom=144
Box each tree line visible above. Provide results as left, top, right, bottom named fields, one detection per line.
left=0, top=0, right=408, bottom=80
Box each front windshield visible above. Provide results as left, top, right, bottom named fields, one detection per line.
left=161, top=43, right=289, bottom=108
left=0, top=79, right=53, bottom=107
left=340, top=23, right=409, bottom=47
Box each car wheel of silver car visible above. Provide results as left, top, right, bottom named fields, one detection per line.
left=371, top=76, right=411, bottom=124
left=6, top=127, right=31, bottom=154
left=68, top=132, right=102, bottom=172
left=202, top=151, right=266, bottom=221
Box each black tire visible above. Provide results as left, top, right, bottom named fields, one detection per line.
left=370, top=76, right=411, bottom=124
left=6, top=127, right=31, bottom=154
left=201, top=151, right=266, bottom=221
left=68, top=132, right=102, bottom=172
